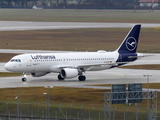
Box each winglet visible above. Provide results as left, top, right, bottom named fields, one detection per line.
left=116, top=24, right=141, bottom=53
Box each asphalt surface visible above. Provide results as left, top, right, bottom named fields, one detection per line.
left=0, top=67, right=159, bottom=89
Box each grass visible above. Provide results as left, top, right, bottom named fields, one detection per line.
left=0, top=85, right=159, bottom=105
left=0, top=53, right=18, bottom=62
left=0, top=9, right=160, bottom=23
left=119, top=64, right=160, bottom=70
left=0, top=28, right=160, bottom=53
left=0, top=72, right=22, bottom=77
left=0, top=87, right=108, bottom=105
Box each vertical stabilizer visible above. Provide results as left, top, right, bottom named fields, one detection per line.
left=116, top=24, right=141, bottom=53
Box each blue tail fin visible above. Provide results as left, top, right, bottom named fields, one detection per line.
left=116, top=24, right=141, bottom=53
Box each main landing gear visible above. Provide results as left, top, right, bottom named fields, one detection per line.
left=57, top=74, right=86, bottom=81
left=78, top=75, right=86, bottom=81
left=78, top=68, right=86, bottom=81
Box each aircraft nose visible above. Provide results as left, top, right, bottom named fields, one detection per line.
left=4, top=62, right=12, bottom=71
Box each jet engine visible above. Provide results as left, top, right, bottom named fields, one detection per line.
left=61, top=68, right=79, bottom=79
left=31, top=72, right=49, bottom=77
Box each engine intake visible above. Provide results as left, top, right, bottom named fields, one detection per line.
left=61, top=68, right=79, bottom=79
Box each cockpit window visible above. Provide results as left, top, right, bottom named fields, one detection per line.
left=10, top=59, right=21, bottom=62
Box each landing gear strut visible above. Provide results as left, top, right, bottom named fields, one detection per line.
left=78, top=75, right=86, bottom=81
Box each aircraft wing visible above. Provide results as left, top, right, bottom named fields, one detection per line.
left=58, top=62, right=128, bottom=69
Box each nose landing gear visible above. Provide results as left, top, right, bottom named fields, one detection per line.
left=22, top=77, right=27, bottom=82
left=22, top=73, right=27, bottom=82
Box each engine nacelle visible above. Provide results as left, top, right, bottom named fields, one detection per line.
left=31, top=72, right=48, bottom=77
left=61, top=68, right=79, bottom=79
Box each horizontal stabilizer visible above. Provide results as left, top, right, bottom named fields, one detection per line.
left=128, top=53, right=144, bottom=59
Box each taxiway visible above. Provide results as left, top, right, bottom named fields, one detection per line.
left=0, top=21, right=160, bottom=31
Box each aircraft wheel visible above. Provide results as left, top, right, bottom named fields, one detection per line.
left=78, top=75, right=86, bottom=81
left=22, top=78, right=27, bottom=82
left=58, top=75, right=64, bottom=80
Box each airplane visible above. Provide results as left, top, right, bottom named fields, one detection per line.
left=4, top=24, right=143, bottom=82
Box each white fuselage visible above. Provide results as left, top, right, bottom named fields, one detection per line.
left=5, top=51, right=119, bottom=73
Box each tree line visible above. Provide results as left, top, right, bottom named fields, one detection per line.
left=0, top=0, right=159, bottom=9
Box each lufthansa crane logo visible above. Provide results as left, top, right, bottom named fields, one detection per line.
left=126, top=37, right=137, bottom=51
